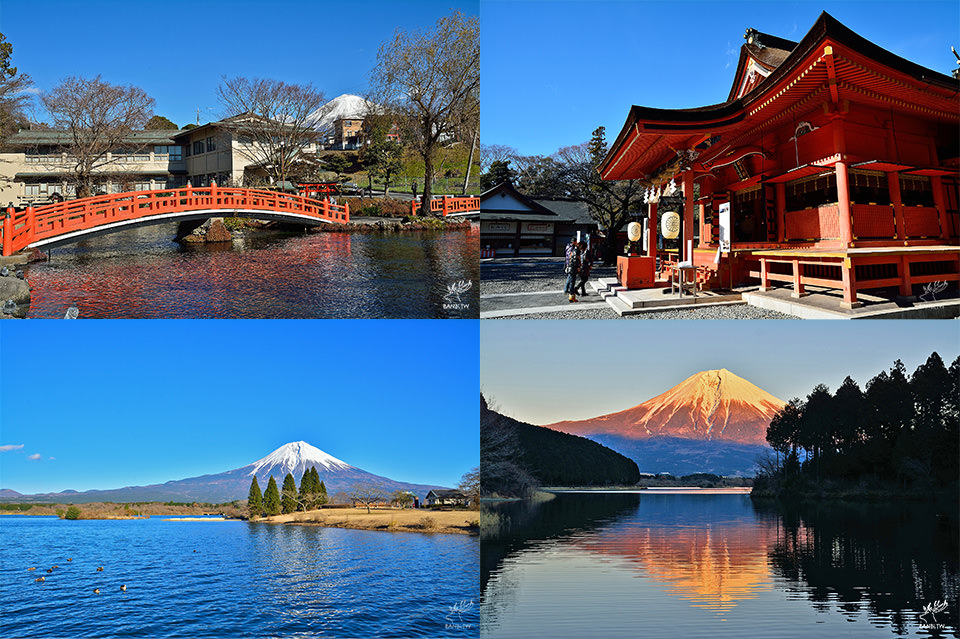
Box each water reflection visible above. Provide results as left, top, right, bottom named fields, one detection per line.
left=24, top=223, right=478, bottom=318
left=755, top=499, right=959, bottom=636
left=482, top=492, right=958, bottom=638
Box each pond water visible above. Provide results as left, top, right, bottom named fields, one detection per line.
left=482, top=492, right=958, bottom=638
left=20, top=223, right=478, bottom=319
left=1, top=515, right=479, bottom=637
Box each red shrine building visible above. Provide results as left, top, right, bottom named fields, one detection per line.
left=600, top=12, right=959, bottom=308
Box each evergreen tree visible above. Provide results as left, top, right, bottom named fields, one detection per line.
left=247, top=476, right=263, bottom=518
left=318, top=478, right=328, bottom=506
left=263, top=476, right=281, bottom=516
left=297, top=470, right=312, bottom=511
left=479, top=160, right=516, bottom=190
left=281, top=473, right=298, bottom=514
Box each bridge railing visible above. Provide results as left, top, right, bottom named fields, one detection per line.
left=410, top=195, right=480, bottom=217
left=1, top=183, right=350, bottom=256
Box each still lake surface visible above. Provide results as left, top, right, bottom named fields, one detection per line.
left=1, top=515, right=479, bottom=637
left=482, top=492, right=958, bottom=638
left=21, top=223, right=479, bottom=318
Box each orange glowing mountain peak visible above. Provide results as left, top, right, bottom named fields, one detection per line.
left=546, top=369, right=785, bottom=446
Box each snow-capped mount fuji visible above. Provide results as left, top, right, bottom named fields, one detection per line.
left=547, top=369, right=784, bottom=445
left=5, top=441, right=446, bottom=504
left=309, top=94, right=374, bottom=132
left=545, top=370, right=786, bottom=476
left=246, top=441, right=353, bottom=478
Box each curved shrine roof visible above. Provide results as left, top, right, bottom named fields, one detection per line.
left=600, top=11, right=959, bottom=182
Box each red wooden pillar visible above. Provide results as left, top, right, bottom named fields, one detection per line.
left=840, top=257, right=861, bottom=308
left=210, top=180, right=218, bottom=207
left=697, top=203, right=708, bottom=248
left=442, top=196, right=450, bottom=217
left=775, top=182, right=786, bottom=244
left=343, top=200, right=350, bottom=223
left=682, top=170, right=695, bottom=261
left=835, top=160, right=854, bottom=246
left=411, top=199, right=417, bottom=216
left=931, top=175, right=948, bottom=239
left=888, top=172, right=905, bottom=241
left=899, top=254, right=912, bottom=296
left=647, top=200, right=658, bottom=258
left=791, top=258, right=804, bottom=298
left=2, top=207, right=12, bottom=256
left=759, top=258, right=771, bottom=292
left=322, top=198, right=330, bottom=220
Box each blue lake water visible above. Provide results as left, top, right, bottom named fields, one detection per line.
left=1, top=515, right=479, bottom=637
left=481, top=492, right=958, bottom=638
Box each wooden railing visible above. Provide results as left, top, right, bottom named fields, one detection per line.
left=1, top=183, right=349, bottom=256
left=410, top=196, right=480, bottom=217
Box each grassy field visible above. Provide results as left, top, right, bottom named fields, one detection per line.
left=260, top=507, right=479, bottom=535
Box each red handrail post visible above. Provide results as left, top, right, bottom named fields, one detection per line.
left=210, top=179, right=218, bottom=206
left=344, top=200, right=350, bottom=223
left=2, top=208, right=12, bottom=256
left=323, top=198, right=329, bottom=220
left=25, top=205, right=35, bottom=244
left=411, top=199, right=417, bottom=217
left=443, top=195, right=449, bottom=217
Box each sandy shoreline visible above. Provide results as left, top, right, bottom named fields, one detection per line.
left=258, top=507, right=479, bottom=535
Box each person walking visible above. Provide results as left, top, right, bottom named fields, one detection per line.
left=564, top=238, right=581, bottom=303
left=576, top=241, right=592, bottom=297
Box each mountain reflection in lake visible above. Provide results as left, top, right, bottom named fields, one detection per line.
left=22, top=223, right=478, bottom=318
left=481, top=492, right=958, bottom=638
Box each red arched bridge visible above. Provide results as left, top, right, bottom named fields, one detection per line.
left=1, top=183, right=350, bottom=256
left=410, top=196, right=480, bottom=217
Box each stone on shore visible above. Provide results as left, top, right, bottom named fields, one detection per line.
left=204, top=220, right=233, bottom=243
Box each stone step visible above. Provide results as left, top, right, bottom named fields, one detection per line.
left=605, top=294, right=633, bottom=317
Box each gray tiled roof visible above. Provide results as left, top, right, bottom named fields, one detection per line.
left=6, top=130, right=178, bottom=145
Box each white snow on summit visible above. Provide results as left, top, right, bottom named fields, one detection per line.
left=308, top=94, right=375, bottom=132
left=247, top=441, right=353, bottom=476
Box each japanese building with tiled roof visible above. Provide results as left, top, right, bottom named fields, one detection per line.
left=601, top=11, right=958, bottom=308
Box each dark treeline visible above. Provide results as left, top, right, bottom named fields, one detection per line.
left=755, top=352, right=959, bottom=498
left=247, top=467, right=328, bottom=518
left=481, top=395, right=640, bottom=497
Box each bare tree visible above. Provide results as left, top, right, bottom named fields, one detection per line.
left=458, top=467, right=480, bottom=508
left=369, top=11, right=479, bottom=215
left=0, top=32, right=32, bottom=144
left=216, top=77, right=326, bottom=189
left=40, top=75, right=154, bottom=197
left=478, top=144, right=517, bottom=174
left=349, top=483, right=388, bottom=513
left=554, top=127, right=645, bottom=263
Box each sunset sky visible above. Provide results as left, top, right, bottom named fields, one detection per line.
left=481, top=320, right=960, bottom=425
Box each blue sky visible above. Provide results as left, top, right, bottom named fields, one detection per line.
left=481, top=321, right=960, bottom=426
left=481, top=0, right=960, bottom=156
left=0, top=0, right=479, bottom=130
left=0, top=320, right=479, bottom=494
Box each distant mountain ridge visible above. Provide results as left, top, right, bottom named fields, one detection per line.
left=481, top=397, right=640, bottom=493
left=3, top=442, right=445, bottom=504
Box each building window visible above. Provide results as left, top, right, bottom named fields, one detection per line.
left=206, top=136, right=216, bottom=152
left=899, top=175, right=935, bottom=207
left=849, top=169, right=891, bottom=206
left=154, top=145, right=183, bottom=161
left=185, top=144, right=191, bottom=157
left=193, top=141, right=204, bottom=155
left=785, top=172, right=837, bottom=210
